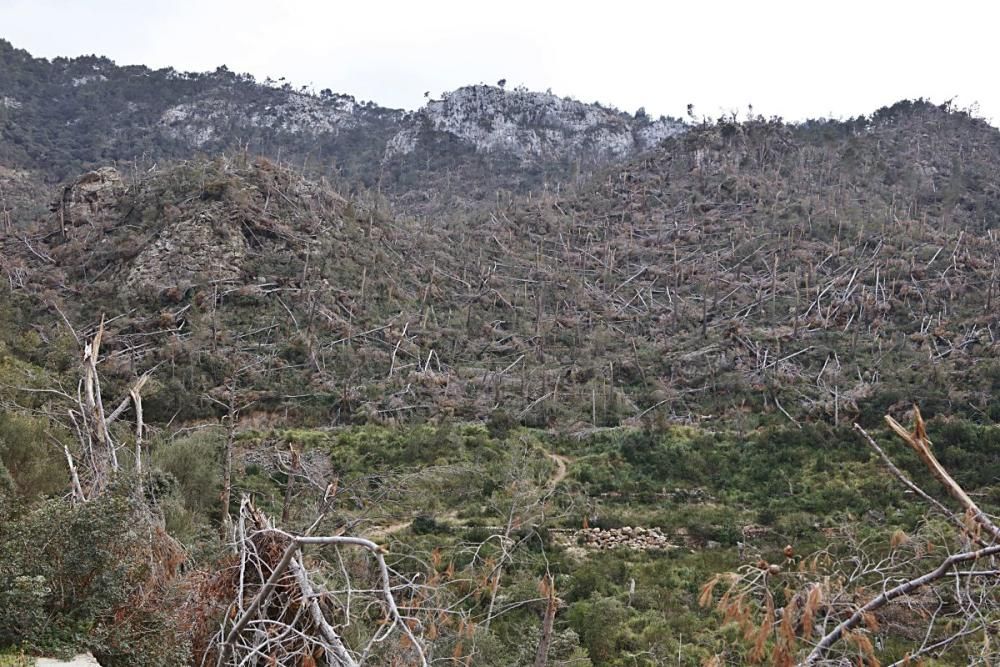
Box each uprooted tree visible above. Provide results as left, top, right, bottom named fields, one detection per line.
left=701, top=406, right=1000, bottom=666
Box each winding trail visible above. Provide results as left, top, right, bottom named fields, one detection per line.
left=366, top=520, right=413, bottom=541
left=367, top=508, right=460, bottom=541
left=546, top=453, right=570, bottom=487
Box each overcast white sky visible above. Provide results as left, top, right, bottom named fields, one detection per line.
left=1, top=0, right=998, bottom=123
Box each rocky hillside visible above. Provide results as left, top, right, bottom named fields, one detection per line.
left=388, top=85, right=679, bottom=162
left=3, top=101, right=998, bottom=430
left=0, top=39, right=681, bottom=215
left=382, top=84, right=682, bottom=212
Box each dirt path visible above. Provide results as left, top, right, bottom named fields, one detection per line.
left=547, top=453, right=571, bottom=487
left=366, top=508, right=460, bottom=541
left=366, top=520, right=413, bottom=541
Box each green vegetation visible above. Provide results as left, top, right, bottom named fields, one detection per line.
left=0, top=491, right=190, bottom=664
left=1, top=378, right=995, bottom=664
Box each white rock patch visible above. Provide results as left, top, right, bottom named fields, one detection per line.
left=35, top=654, right=102, bottom=666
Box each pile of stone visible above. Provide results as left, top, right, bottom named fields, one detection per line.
left=580, top=526, right=675, bottom=551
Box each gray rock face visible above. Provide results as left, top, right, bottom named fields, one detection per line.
left=158, top=84, right=685, bottom=172
left=158, top=91, right=400, bottom=147
left=386, top=85, right=685, bottom=163
left=54, top=167, right=125, bottom=228
left=125, top=212, right=248, bottom=291
left=1, top=39, right=690, bottom=212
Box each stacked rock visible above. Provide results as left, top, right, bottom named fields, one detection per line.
left=580, top=526, right=675, bottom=551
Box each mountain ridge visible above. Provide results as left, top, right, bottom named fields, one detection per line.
left=0, top=39, right=682, bottom=218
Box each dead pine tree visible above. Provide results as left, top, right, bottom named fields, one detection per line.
left=203, top=377, right=257, bottom=539
left=58, top=316, right=152, bottom=501
left=533, top=572, right=559, bottom=667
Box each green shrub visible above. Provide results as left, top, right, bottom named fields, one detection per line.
left=0, top=494, right=189, bottom=664
left=151, top=430, right=223, bottom=519
left=0, top=414, right=67, bottom=500
left=410, top=514, right=438, bottom=535
left=566, top=597, right=631, bottom=662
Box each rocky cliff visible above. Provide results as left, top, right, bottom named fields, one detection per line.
left=386, top=84, right=682, bottom=162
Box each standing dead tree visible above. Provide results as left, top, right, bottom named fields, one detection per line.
left=209, top=496, right=428, bottom=667
left=701, top=406, right=1000, bottom=666
left=203, top=377, right=258, bottom=538
left=62, top=317, right=152, bottom=500
left=532, top=572, right=558, bottom=667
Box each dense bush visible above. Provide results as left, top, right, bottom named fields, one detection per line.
left=0, top=493, right=189, bottom=664
left=151, top=430, right=224, bottom=518
left=0, top=414, right=67, bottom=500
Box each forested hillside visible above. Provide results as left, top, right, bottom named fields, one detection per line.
left=1, top=39, right=999, bottom=667
left=4, top=100, right=997, bottom=430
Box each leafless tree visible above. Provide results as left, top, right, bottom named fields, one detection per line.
left=47, top=316, right=153, bottom=501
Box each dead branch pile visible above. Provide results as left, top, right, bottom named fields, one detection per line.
left=206, top=496, right=427, bottom=667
